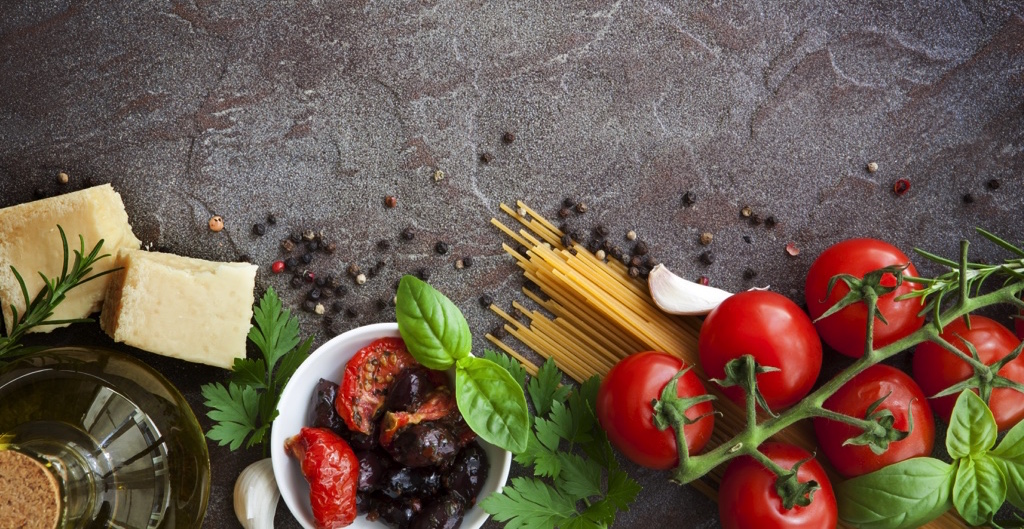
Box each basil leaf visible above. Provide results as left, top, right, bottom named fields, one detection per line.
left=946, top=390, right=998, bottom=459
left=953, top=455, right=1006, bottom=526
left=992, top=417, right=1024, bottom=509
left=396, top=275, right=471, bottom=370
left=455, top=355, right=530, bottom=453
left=836, top=457, right=954, bottom=529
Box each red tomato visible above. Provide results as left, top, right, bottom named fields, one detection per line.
left=1015, top=302, right=1024, bottom=341
left=335, top=337, right=416, bottom=435
left=718, top=443, right=837, bottom=529
left=285, top=427, right=359, bottom=529
left=813, top=364, right=934, bottom=478
left=805, top=238, right=924, bottom=358
left=912, top=315, right=1024, bottom=431
left=699, top=290, right=822, bottom=410
left=596, top=351, right=714, bottom=470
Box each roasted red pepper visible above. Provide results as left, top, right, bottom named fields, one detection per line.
left=285, top=427, right=359, bottom=529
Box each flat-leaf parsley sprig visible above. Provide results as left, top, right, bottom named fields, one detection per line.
left=481, top=353, right=642, bottom=529
left=202, top=286, right=312, bottom=453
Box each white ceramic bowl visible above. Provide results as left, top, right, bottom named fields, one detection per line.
left=271, top=322, right=512, bottom=529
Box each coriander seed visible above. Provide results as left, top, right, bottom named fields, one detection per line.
left=595, top=249, right=606, bottom=260
left=57, top=171, right=69, bottom=184
left=699, top=232, right=713, bottom=245
left=626, top=230, right=637, bottom=241
left=355, top=273, right=367, bottom=285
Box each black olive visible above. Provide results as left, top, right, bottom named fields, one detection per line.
left=410, top=495, right=466, bottom=529
left=343, top=425, right=377, bottom=453
left=381, top=466, right=443, bottom=499
left=442, top=442, right=489, bottom=505
left=356, top=451, right=386, bottom=492
left=371, top=494, right=422, bottom=529
left=386, top=422, right=460, bottom=468
left=356, top=491, right=374, bottom=514
left=309, top=379, right=346, bottom=434
left=386, top=366, right=438, bottom=413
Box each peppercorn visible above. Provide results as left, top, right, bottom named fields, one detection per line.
left=740, top=206, right=752, bottom=218
left=893, top=179, right=911, bottom=196
left=271, top=261, right=285, bottom=274
left=963, top=193, right=975, bottom=204
left=303, top=300, right=317, bottom=313
left=433, top=241, right=448, bottom=255
left=266, top=213, right=278, bottom=225
left=750, top=214, right=763, bottom=226
left=238, top=254, right=251, bottom=263
left=208, top=215, right=225, bottom=232
left=479, top=293, right=493, bottom=307
left=743, top=235, right=752, bottom=244
left=417, top=268, right=431, bottom=280
left=633, top=241, right=649, bottom=255
left=628, top=266, right=640, bottom=278
left=366, top=266, right=378, bottom=278
left=384, top=195, right=398, bottom=208
left=480, top=152, right=494, bottom=163
left=347, top=263, right=360, bottom=277
left=301, top=253, right=313, bottom=264
left=355, top=273, right=367, bottom=285
left=558, top=207, right=570, bottom=218
left=987, top=178, right=1001, bottom=190
left=304, top=270, right=316, bottom=283
left=462, top=256, right=473, bottom=268
left=308, top=288, right=322, bottom=301
left=866, top=162, right=879, bottom=173
left=630, top=256, right=643, bottom=267
left=455, top=259, right=465, bottom=270
left=560, top=234, right=572, bottom=248
left=765, top=216, right=777, bottom=228
left=323, top=315, right=334, bottom=327
left=323, top=241, right=337, bottom=254
left=595, top=225, right=610, bottom=238
left=401, top=227, right=415, bottom=240
left=575, top=202, right=588, bottom=213
left=503, top=132, right=516, bottom=143
left=743, top=268, right=758, bottom=280
left=315, top=276, right=327, bottom=288
left=682, top=191, right=696, bottom=206
left=334, top=285, right=348, bottom=297
left=562, top=197, right=576, bottom=208
left=376, top=299, right=389, bottom=311
left=345, top=307, right=359, bottom=319
left=377, top=239, right=391, bottom=251
left=699, top=232, right=713, bottom=245
left=511, top=307, right=524, bottom=320
left=493, top=326, right=507, bottom=339
left=57, top=171, right=69, bottom=184
left=610, top=247, right=623, bottom=261
left=699, top=251, right=714, bottom=265
left=332, top=300, right=344, bottom=312
left=307, top=240, right=320, bottom=252
left=252, top=223, right=266, bottom=236
left=300, top=230, right=314, bottom=241
left=285, top=257, right=299, bottom=270
left=31, top=187, right=47, bottom=199
left=595, top=249, right=606, bottom=260
left=375, top=260, right=386, bottom=271
left=281, top=239, right=296, bottom=252
left=290, top=276, right=303, bottom=289
left=290, top=232, right=302, bottom=243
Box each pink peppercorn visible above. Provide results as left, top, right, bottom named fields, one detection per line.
left=271, top=261, right=285, bottom=274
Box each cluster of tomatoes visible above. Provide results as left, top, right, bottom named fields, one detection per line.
left=596, top=238, right=1024, bottom=529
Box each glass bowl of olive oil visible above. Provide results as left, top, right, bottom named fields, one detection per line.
left=0, top=346, right=210, bottom=529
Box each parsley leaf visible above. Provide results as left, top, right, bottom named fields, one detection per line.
left=484, top=349, right=528, bottom=389
left=201, top=286, right=312, bottom=454
left=483, top=354, right=642, bottom=529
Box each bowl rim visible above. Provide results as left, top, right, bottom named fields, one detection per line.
left=270, top=322, right=512, bottom=529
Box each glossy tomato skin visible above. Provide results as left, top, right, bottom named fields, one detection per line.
left=718, top=443, right=837, bottom=529
left=336, top=337, right=417, bottom=435
left=699, top=290, right=822, bottom=410
left=912, top=315, right=1024, bottom=431
left=805, top=238, right=924, bottom=358
left=596, top=351, right=714, bottom=470
left=813, top=364, right=934, bottom=478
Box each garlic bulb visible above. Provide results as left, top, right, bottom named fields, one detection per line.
left=647, top=263, right=734, bottom=315
left=234, top=458, right=280, bottom=529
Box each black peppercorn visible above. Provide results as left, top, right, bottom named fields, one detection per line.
left=558, top=207, right=570, bottom=218
left=237, top=254, right=251, bottom=263
left=743, top=268, right=758, bottom=280
left=32, top=188, right=47, bottom=199
left=345, top=307, right=359, bottom=319
left=963, top=193, right=975, bottom=204
left=332, top=301, right=344, bottom=312
left=987, top=178, right=1001, bottom=190
left=628, top=266, right=640, bottom=278
left=750, top=214, right=763, bottom=226
left=290, top=275, right=303, bottom=289
left=586, top=240, right=601, bottom=253
left=327, top=275, right=341, bottom=289
left=308, top=288, right=322, bottom=301
left=401, top=227, right=415, bottom=240
left=502, top=132, right=516, bottom=143
left=634, top=241, right=649, bottom=255
left=682, top=191, right=696, bottom=206
left=377, top=239, right=391, bottom=251
left=315, top=276, right=327, bottom=287
left=480, top=152, right=494, bottom=163
left=417, top=268, right=431, bottom=280
left=285, top=257, right=299, bottom=270
left=764, top=216, right=777, bottom=228
left=376, top=299, right=389, bottom=311
left=301, top=253, right=313, bottom=264
left=302, top=300, right=317, bottom=313
left=281, top=239, right=296, bottom=252
left=560, top=234, right=572, bottom=248
left=322, top=315, right=334, bottom=328
left=347, top=263, right=360, bottom=277
left=610, top=247, right=623, bottom=261
left=595, top=225, right=610, bottom=238
left=493, top=326, right=508, bottom=339
left=743, top=235, right=753, bottom=244
left=307, top=240, right=319, bottom=252
left=266, top=213, right=277, bottom=225
left=252, top=223, right=266, bottom=236
left=435, top=241, right=449, bottom=254
left=462, top=256, right=473, bottom=268
left=511, top=307, right=524, bottom=320
left=479, top=293, right=493, bottom=307
left=630, top=256, right=643, bottom=267
left=699, top=251, right=714, bottom=265
left=563, top=197, right=576, bottom=208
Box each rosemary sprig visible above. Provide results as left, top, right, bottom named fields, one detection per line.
left=0, top=226, right=115, bottom=360
left=899, top=228, right=1024, bottom=329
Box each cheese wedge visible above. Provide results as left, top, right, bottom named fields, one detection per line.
left=100, top=249, right=257, bottom=369
left=0, top=184, right=141, bottom=334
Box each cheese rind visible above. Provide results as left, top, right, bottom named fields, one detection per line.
left=0, top=184, right=141, bottom=334
left=100, top=249, right=257, bottom=369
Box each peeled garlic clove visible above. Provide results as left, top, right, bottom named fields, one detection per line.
left=234, top=458, right=279, bottom=529
left=647, top=263, right=734, bottom=315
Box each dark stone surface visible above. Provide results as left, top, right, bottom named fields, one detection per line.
left=2, top=1, right=1023, bottom=527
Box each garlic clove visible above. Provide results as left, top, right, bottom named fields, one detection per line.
left=234, top=458, right=280, bottom=529
left=647, top=263, right=734, bottom=315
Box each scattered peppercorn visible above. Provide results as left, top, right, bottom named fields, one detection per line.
left=303, top=270, right=316, bottom=283
left=628, top=266, right=640, bottom=278
left=893, top=179, right=911, bottom=196
left=332, top=300, right=344, bottom=312
left=435, top=241, right=449, bottom=254
left=626, top=230, right=637, bottom=241
left=301, top=253, right=313, bottom=264
left=355, top=273, right=367, bottom=285
left=334, top=285, right=348, bottom=297
left=740, top=206, right=752, bottom=218
left=290, top=232, right=302, bottom=243
left=479, top=293, right=493, bottom=307
left=558, top=207, right=570, bottom=218
left=308, top=288, right=322, bottom=301
left=271, top=261, right=285, bottom=274
left=237, top=254, right=251, bottom=263
left=302, top=300, right=317, bottom=313
left=682, top=191, right=696, bottom=206
left=492, top=326, right=508, bottom=339
left=480, top=152, right=494, bottom=164
left=595, top=249, right=606, bottom=260
left=323, top=241, right=337, bottom=254
left=315, top=276, right=327, bottom=288
left=377, top=239, right=391, bottom=251
left=595, top=225, right=610, bottom=238
left=963, top=193, right=975, bottom=204
left=281, top=239, right=296, bottom=252
left=610, top=247, right=623, bottom=261
left=765, top=216, right=777, bottom=228
left=503, top=132, right=516, bottom=143
left=57, top=171, right=69, bottom=184
left=563, top=197, right=576, bottom=208
left=575, top=202, right=588, bottom=213
left=699, top=251, right=714, bottom=265
left=252, top=223, right=266, bottom=236
left=633, top=241, right=649, bottom=255
left=384, top=195, right=398, bottom=208
left=401, top=227, right=415, bottom=240
left=323, top=315, right=334, bottom=328
left=208, top=215, right=225, bottom=232
left=306, top=240, right=319, bottom=252
left=867, top=162, right=879, bottom=173
left=417, top=268, right=431, bottom=280
left=345, top=307, right=359, bottom=319
left=302, top=230, right=316, bottom=241
left=630, top=256, right=643, bottom=267
left=511, top=307, right=524, bottom=320
left=285, top=257, right=299, bottom=270
left=33, top=188, right=47, bottom=199
left=743, top=235, right=752, bottom=244
left=699, top=232, right=713, bottom=245
left=290, top=275, right=303, bottom=288
left=266, top=213, right=277, bottom=225
left=560, top=234, right=572, bottom=248
left=987, top=178, right=1001, bottom=190
left=742, top=268, right=758, bottom=280
left=347, top=263, right=360, bottom=277
left=750, top=214, right=763, bottom=226
left=462, top=256, right=473, bottom=268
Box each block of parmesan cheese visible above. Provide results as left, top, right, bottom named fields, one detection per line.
left=0, top=184, right=141, bottom=334
left=100, top=249, right=257, bottom=369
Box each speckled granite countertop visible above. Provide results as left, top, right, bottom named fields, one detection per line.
left=2, top=1, right=1023, bottom=527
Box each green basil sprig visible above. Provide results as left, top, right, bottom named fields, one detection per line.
left=838, top=390, right=1024, bottom=528
left=395, top=275, right=529, bottom=453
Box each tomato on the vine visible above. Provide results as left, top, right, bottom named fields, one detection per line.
left=805, top=238, right=924, bottom=358
left=596, top=351, right=714, bottom=470
left=718, top=443, right=837, bottom=529
left=336, top=337, right=416, bottom=435
left=813, top=364, right=934, bottom=478
left=912, top=315, right=1024, bottom=431
left=699, top=290, right=822, bottom=410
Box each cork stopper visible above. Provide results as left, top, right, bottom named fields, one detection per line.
left=0, top=449, right=61, bottom=529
